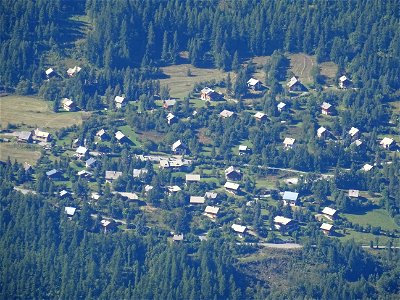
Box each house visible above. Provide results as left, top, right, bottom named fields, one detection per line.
left=17, top=131, right=32, bottom=143
left=96, top=129, right=108, bottom=140
left=225, top=166, right=242, bottom=181
left=231, top=224, right=247, bottom=237
left=352, top=139, right=363, bottom=148
left=238, top=145, right=250, bottom=155
left=77, top=170, right=92, bottom=178
left=105, top=171, right=122, bottom=183
left=45, top=68, right=55, bottom=78
left=287, top=76, right=304, bottom=91
left=274, top=216, right=294, bottom=230
left=75, top=146, right=88, bottom=159
left=282, top=191, right=299, bottom=206
left=67, top=66, right=81, bottom=77
left=186, top=174, right=201, bottom=183
left=133, top=168, right=148, bottom=178
left=46, top=169, right=59, bottom=179
left=317, top=126, right=328, bottom=139
left=190, top=196, right=205, bottom=204
left=348, top=189, right=359, bottom=198
left=277, top=102, right=287, bottom=112
left=171, top=140, right=187, bottom=154
left=247, top=78, right=261, bottom=90
left=339, top=75, right=352, bottom=89
left=115, top=96, right=126, bottom=109
left=321, top=102, right=333, bottom=115
left=200, top=87, right=223, bottom=101
left=219, top=109, right=234, bottom=118
left=144, top=185, right=154, bottom=193
left=204, top=206, right=219, bottom=219
left=59, top=190, right=69, bottom=198
left=322, top=207, right=337, bottom=220
left=380, top=137, right=396, bottom=150
left=224, top=181, right=240, bottom=194
left=254, top=112, right=268, bottom=121
left=85, top=157, right=97, bottom=169
left=100, top=219, right=115, bottom=233
left=172, top=234, right=184, bottom=242
left=167, top=113, right=177, bottom=125
left=115, top=131, right=126, bottom=143
left=23, top=162, right=32, bottom=172
left=167, top=185, right=182, bottom=193
left=348, top=127, right=360, bottom=140
left=33, top=128, right=51, bottom=142
left=113, top=192, right=139, bottom=201
left=61, top=98, right=76, bottom=111
left=91, top=192, right=100, bottom=201
left=362, top=164, right=374, bottom=172
left=283, top=137, right=296, bottom=149
left=65, top=207, right=76, bottom=217
left=320, top=223, right=334, bottom=235
left=205, top=192, right=218, bottom=200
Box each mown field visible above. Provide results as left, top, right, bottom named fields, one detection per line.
left=343, top=209, right=399, bottom=232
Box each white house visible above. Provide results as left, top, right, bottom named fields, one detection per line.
left=65, top=207, right=76, bottom=217
left=231, top=224, right=247, bottom=237
left=277, top=102, right=286, bottom=112
left=380, top=137, right=396, bottom=150
left=322, top=207, right=337, bottom=220
left=224, top=181, right=240, bottom=194
left=115, top=96, right=126, bottom=109
left=247, top=78, right=261, bottom=90
left=67, top=66, right=81, bottom=77
left=204, top=206, right=219, bottom=219
left=274, top=216, right=294, bottom=230
left=190, top=196, right=205, bottom=204
left=75, top=146, right=88, bottom=159
left=321, top=102, right=333, bottom=115
left=339, top=75, right=352, bottom=89
left=171, top=140, right=187, bottom=154
left=283, top=137, right=296, bottom=149
left=320, top=223, right=334, bottom=235
left=348, top=127, right=360, bottom=139
left=167, top=113, right=177, bottom=125
left=254, top=111, right=267, bottom=121
left=220, top=109, right=234, bottom=118
left=287, top=76, right=304, bottom=91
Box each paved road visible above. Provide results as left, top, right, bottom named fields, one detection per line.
left=238, top=242, right=303, bottom=249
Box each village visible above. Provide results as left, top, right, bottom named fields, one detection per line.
left=1, top=61, right=399, bottom=248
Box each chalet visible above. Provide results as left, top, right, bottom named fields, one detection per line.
left=339, top=75, right=352, bottom=89
left=96, top=129, right=108, bottom=140
left=23, top=162, right=32, bottom=172
left=320, top=223, right=334, bottom=235
left=77, top=170, right=92, bottom=178
left=219, top=109, right=234, bottom=118
left=348, top=189, right=359, bottom=198
left=171, top=140, right=187, bottom=154
left=283, top=137, right=296, bottom=149
left=321, top=102, right=333, bottom=115
left=224, top=181, right=240, bottom=194
left=172, top=234, right=184, bottom=242
left=75, top=146, right=88, bottom=159
left=277, top=102, right=287, bottom=112
left=100, top=219, right=115, bottom=233
left=254, top=112, right=268, bottom=121
left=287, top=76, right=304, bottom=91
left=133, top=168, right=148, bottom=178
left=144, top=185, right=153, bottom=193
left=247, top=78, right=261, bottom=90
left=65, top=207, right=76, bottom=217
left=238, top=145, right=250, bottom=155
left=61, top=98, right=76, bottom=111
left=362, top=164, right=374, bottom=172
left=282, top=191, right=299, bottom=206
left=190, top=196, right=205, bottom=204
left=231, top=224, right=247, bottom=237
left=46, top=169, right=59, bottom=179
left=274, top=216, right=294, bottom=230
left=204, top=206, right=219, bottom=219
left=322, top=207, right=337, bottom=220
left=225, top=166, right=242, bottom=181
left=33, top=128, right=51, bottom=142
left=115, top=96, right=126, bottom=109
left=105, top=171, right=122, bottom=183
left=113, top=192, right=139, bottom=201
left=352, top=139, right=363, bottom=148
left=67, top=66, right=81, bottom=77
left=200, top=87, right=223, bottom=101
left=186, top=174, right=201, bottom=183
left=317, top=126, right=328, bottom=139
left=167, top=185, right=182, bottom=193
left=348, top=127, right=360, bottom=140
left=167, top=112, right=177, bottom=125
left=59, top=190, right=69, bottom=198
left=380, top=137, right=396, bottom=150
left=91, top=192, right=100, bottom=201
left=45, top=68, right=55, bottom=78
left=163, top=99, right=176, bottom=108
left=85, top=157, right=97, bottom=168
left=115, top=131, right=127, bottom=143
left=17, top=131, right=32, bottom=143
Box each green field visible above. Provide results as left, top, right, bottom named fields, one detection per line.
left=338, top=229, right=399, bottom=246
left=0, top=142, right=41, bottom=165
left=0, top=95, right=87, bottom=130
left=343, top=209, right=399, bottom=231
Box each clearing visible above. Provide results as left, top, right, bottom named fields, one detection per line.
left=343, top=208, right=399, bottom=232
left=0, top=95, right=87, bottom=131
left=0, top=142, right=41, bottom=165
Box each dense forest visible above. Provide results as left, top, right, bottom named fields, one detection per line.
left=1, top=0, right=400, bottom=298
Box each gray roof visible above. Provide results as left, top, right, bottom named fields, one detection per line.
left=282, top=191, right=299, bottom=201
left=46, top=169, right=58, bottom=176
left=85, top=157, right=97, bottom=167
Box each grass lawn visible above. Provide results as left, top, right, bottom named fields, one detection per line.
left=337, top=229, right=399, bottom=246
left=118, top=125, right=141, bottom=147
left=0, top=142, right=41, bottom=165
left=159, top=63, right=228, bottom=99
left=0, top=95, right=87, bottom=130
left=343, top=209, right=399, bottom=231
